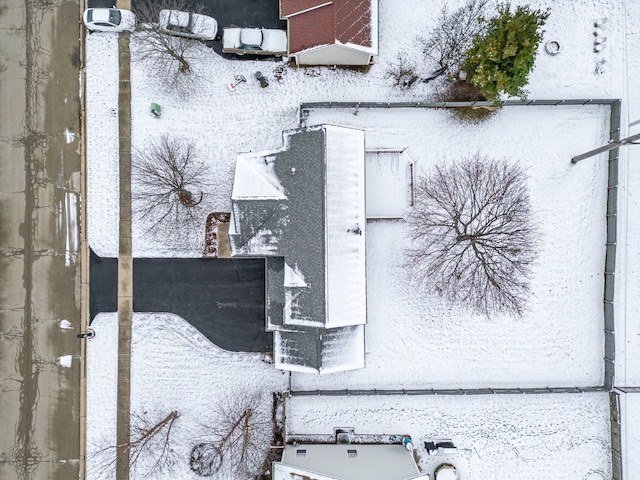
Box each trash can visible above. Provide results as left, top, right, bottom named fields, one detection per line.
left=151, top=102, right=162, bottom=117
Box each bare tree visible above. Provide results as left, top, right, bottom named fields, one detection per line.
left=134, top=0, right=210, bottom=83
left=420, top=0, right=490, bottom=73
left=133, top=134, right=209, bottom=237
left=384, top=52, right=419, bottom=90
left=91, top=410, right=180, bottom=479
left=404, top=155, right=537, bottom=316
left=189, top=394, right=273, bottom=477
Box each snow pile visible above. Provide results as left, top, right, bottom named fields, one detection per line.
left=285, top=392, right=612, bottom=480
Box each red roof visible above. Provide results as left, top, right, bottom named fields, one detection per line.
left=281, top=0, right=372, bottom=54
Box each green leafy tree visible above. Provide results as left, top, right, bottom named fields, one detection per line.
left=465, top=3, right=549, bottom=101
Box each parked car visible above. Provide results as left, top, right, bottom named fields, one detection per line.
left=222, top=27, right=287, bottom=56
left=83, top=8, right=136, bottom=33
left=158, top=10, right=218, bottom=41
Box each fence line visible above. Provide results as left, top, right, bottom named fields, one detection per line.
left=289, top=386, right=606, bottom=397
left=296, top=98, right=623, bottom=478
left=300, top=97, right=620, bottom=392
left=300, top=98, right=619, bottom=111
left=610, top=391, right=623, bottom=480
left=604, top=99, right=621, bottom=392
left=605, top=102, right=621, bottom=480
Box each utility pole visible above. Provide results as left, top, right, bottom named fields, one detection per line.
left=571, top=131, right=640, bottom=164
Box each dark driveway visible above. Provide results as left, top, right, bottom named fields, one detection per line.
left=129, top=0, right=287, bottom=59
left=88, top=0, right=285, bottom=29
left=89, top=250, right=271, bottom=352
left=90, top=249, right=118, bottom=317
left=85, top=0, right=287, bottom=60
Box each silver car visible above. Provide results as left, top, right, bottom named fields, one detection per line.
left=159, top=10, right=218, bottom=41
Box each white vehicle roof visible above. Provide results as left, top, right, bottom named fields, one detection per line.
left=159, top=9, right=218, bottom=40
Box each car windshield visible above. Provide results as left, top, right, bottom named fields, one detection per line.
left=109, top=9, right=121, bottom=25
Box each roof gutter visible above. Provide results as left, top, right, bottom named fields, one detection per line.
left=283, top=2, right=333, bottom=18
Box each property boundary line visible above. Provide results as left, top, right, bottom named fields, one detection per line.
left=604, top=99, right=621, bottom=391
left=299, top=99, right=618, bottom=125
left=288, top=386, right=607, bottom=396
left=296, top=98, right=623, bottom=478
left=299, top=98, right=620, bottom=392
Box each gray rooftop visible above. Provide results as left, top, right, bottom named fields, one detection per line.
left=228, top=125, right=367, bottom=374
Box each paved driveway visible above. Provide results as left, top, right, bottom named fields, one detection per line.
left=129, top=0, right=287, bottom=59
left=89, top=250, right=271, bottom=352
left=85, top=0, right=286, bottom=59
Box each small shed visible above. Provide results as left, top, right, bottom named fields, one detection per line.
left=273, top=444, right=430, bottom=480
left=280, top=0, right=378, bottom=66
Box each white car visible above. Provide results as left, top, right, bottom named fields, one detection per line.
left=222, top=27, right=287, bottom=56
left=83, top=8, right=136, bottom=33
left=158, top=10, right=218, bottom=41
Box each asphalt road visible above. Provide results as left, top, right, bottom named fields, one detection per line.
left=0, top=0, right=82, bottom=478
left=90, top=252, right=272, bottom=352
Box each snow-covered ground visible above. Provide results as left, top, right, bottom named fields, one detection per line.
left=286, top=393, right=612, bottom=480
left=621, top=392, right=640, bottom=480
left=289, top=104, right=609, bottom=390
left=87, top=0, right=625, bottom=258
left=83, top=0, right=640, bottom=478
left=85, top=34, right=120, bottom=257
left=86, top=313, right=288, bottom=479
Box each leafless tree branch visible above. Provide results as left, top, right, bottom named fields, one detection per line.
left=384, top=52, right=419, bottom=90
left=189, top=393, right=273, bottom=477
left=90, top=410, right=180, bottom=479
left=132, top=134, right=209, bottom=240
left=420, top=0, right=490, bottom=73
left=405, top=155, right=538, bottom=316
left=133, top=0, right=210, bottom=86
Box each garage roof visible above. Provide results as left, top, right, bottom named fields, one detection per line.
left=281, top=0, right=374, bottom=54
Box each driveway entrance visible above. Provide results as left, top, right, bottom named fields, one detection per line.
left=90, top=251, right=271, bottom=352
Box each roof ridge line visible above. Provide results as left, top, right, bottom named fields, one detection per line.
left=284, top=1, right=333, bottom=18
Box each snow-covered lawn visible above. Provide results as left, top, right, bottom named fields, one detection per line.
left=289, top=105, right=608, bottom=390
left=83, top=0, right=640, bottom=478
left=286, top=392, right=612, bottom=480
left=621, top=392, right=640, bottom=480
left=86, top=313, right=288, bottom=479
left=85, top=34, right=120, bottom=258
left=87, top=0, right=624, bottom=258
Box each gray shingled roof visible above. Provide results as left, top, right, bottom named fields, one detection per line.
left=229, top=125, right=366, bottom=373
left=231, top=127, right=328, bottom=326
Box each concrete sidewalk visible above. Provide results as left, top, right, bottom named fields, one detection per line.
left=115, top=29, right=133, bottom=480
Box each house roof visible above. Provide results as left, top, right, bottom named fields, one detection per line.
left=274, top=444, right=427, bottom=480
left=229, top=125, right=367, bottom=373
left=281, top=0, right=374, bottom=54
left=274, top=325, right=365, bottom=373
